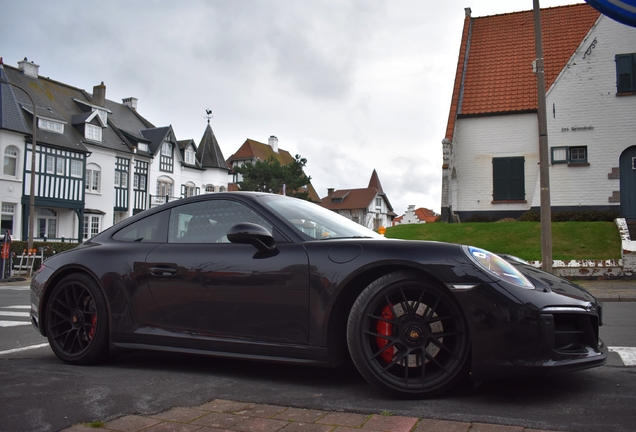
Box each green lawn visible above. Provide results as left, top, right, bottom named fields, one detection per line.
left=385, top=221, right=621, bottom=261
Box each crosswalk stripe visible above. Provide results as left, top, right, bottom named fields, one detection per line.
left=609, top=347, right=636, bottom=366
left=0, top=311, right=30, bottom=317
left=0, top=320, right=31, bottom=327
left=0, top=343, right=49, bottom=355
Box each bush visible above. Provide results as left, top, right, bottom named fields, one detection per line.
left=519, top=211, right=540, bottom=222
left=10, top=240, right=80, bottom=258
left=518, top=209, right=619, bottom=222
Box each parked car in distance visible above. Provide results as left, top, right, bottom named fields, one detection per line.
left=31, top=192, right=607, bottom=397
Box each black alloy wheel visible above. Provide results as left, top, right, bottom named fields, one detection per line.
left=347, top=271, right=469, bottom=397
left=45, top=274, right=109, bottom=365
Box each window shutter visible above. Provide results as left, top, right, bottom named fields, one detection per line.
left=616, top=54, right=635, bottom=93
left=493, top=157, right=525, bottom=200
left=493, top=158, right=508, bottom=200
left=509, top=157, right=525, bottom=200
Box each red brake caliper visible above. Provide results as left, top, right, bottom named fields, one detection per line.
left=88, top=314, right=97, bottom=339
left=376, top=304, right=394, bottom=363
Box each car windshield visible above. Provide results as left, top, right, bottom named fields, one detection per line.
left=259, top=195, right=384, bottom=240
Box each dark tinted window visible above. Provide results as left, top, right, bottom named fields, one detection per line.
left=112, top=211, right=167, bottom=242
left=168, top=199, right=273, bottom=244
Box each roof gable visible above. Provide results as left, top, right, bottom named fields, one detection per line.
left=445, top=4, right=600, bottom=139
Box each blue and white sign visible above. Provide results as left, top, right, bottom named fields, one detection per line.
left=585, top=0, right=636, bottom=27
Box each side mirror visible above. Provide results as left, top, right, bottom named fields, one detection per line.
left=227, top=223, right=277, bottom=253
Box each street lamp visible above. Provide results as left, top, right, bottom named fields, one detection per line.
left=0, top=78, right=37, bottom=252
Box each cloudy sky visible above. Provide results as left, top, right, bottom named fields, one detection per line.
left=1, top=0, right=581, bottom=215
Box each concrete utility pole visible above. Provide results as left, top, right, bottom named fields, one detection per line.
left=533, top=0, right=553, bottom=273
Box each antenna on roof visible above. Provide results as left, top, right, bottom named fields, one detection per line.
left=205, top=109, right=213, bottom=124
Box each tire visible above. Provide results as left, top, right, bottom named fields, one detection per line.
left=347, top=271, right=469, bottom=397
left=45, top=273, right=109, bottom=365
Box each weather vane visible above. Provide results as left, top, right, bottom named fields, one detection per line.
left=205, top=109, right=213, bottom=124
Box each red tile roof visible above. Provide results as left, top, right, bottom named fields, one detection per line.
left=226, top=138, right=321, bottom=201
left=445, top=3, right=600, bottom=140
left=320, top=170, right=393, bottom=212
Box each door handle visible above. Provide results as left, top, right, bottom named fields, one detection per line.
left=149, top=266, right=178, bottom=276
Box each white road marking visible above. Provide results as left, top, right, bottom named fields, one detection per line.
left=0, top=286, right=30, bottom=291
left=0, top=320, right=31, bottom=327
left=4, top=305, right=30, bottom=309
left=0, top=311, right=30, bottom=317
left=0, top=343, right=49, bottom=355
left=609, top=347, right=636, bottom=366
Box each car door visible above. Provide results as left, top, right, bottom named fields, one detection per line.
left=144, top=198, right=310, bottom=344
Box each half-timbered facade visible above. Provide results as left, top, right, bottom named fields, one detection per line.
left=0, top=58, right=232, bottom=242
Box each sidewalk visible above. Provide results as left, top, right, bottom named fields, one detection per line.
left=60, top=399, right=552, bottom=432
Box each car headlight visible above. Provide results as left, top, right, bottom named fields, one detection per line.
left=464, top=246, right=535, bottom=289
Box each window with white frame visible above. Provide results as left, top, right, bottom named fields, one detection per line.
left=185, top=148, right=196, bottom=165
left=85, top=164, right=101, bottom=193
left=138, top=143, right=149, bottom=152
left=3, top=146, right=18, bottom=177
left=70, top=159, right=82, bottom=178
left=219, top=186, right=226, bottom=192
left=161, top=142, right=172, bottom=156
left=38, top=119, right=64, bottom=133
left=85, top=124, right=102, bottom=142
left=157, top=178, right=173, bottom=198
left=205, top=185, right=215, bottom=193
left=83, top=214, right=101, bottom=239
left=551, top=146, right=588, bottom=165
left=55, top=157, right=65, bottom=175
left=184, top=182, right=196, bottom=197
left=37, top=208, right=57, bottom=239
left=375, top=197, right=382, bottom=207
left=1, top=203, right=15, bottom=236
left=45, top=155, right=54, bottom=173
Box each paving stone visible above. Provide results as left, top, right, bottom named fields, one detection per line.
left=316, top=412, right=369, bottom=428
left=469, top=423, right=525, bottom=432
left=190, top=412, right=248, bottom=429
left=362, top=414, right=418, bottom=432
left=59, top=425, right=103, bottom=432
left=102, top=414, right=163, bottom=432
left=229, top=416, right=288, bottom=432
left=143, top=422, right=204, bottom=431
left=148, top=407, right=209, bottom=422
left=413, top=418, right=471, bottom=432
left=197, top=400, right=253, bottom=413
left=278, top=422, right=334, bottom=432
left=233, top=404, right=287, bottom=419
left=273, top=407, right=326, bottom=423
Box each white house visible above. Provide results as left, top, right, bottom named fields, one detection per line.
left=441, top=4, right=636, bottom=222
left=0, top=58, right=231, bottom=242
left=319, top=170, right=395, bottom=230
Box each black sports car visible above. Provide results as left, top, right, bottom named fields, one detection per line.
left=30, top=192, right=607, bottom=397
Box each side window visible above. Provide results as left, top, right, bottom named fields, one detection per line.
left=168, top=199, right=273, bottom=244
left=112, top=211, right=167, bottom=242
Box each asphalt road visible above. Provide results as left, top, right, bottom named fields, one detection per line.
left=1, top=285, right=635, bottom=432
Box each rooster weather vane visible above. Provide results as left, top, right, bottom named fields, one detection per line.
left=205, top=109, right=213, bottom=124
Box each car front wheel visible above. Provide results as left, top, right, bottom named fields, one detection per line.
left=45, top=274, right=109, bottom=365
left=347, top=271, right=469, bottom=397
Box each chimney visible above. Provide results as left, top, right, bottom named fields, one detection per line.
left=465, top=7, right=471, bottom=17
left=122, top=97, right=138, bottom=110
left=17, top=57, right=39, bottom=78
left=327, top=188, right=334, bottom=197
left=268, top=135, right=279, bottom=153
left=92, top=82, right=106, bottom=106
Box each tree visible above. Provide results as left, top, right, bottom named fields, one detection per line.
left=234, top=154, right=313, bottom=200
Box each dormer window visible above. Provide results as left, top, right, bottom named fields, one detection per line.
left=160, top=141, right=174, bottom=173
left=94, top=108, right=108, bottom=124
left=38, top=119, right=64, bottom=134
left=85, top=124, right=102, bottom=142
left=185, top=148, right=196, bottom=165
left=138, top=143, right=149, bottom=152
left=161, top=142, right=172, bottom=156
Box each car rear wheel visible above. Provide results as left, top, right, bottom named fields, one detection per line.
left=45, top=274, right=109, bottom=365
left=347, top=271, right=469, bottom=397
